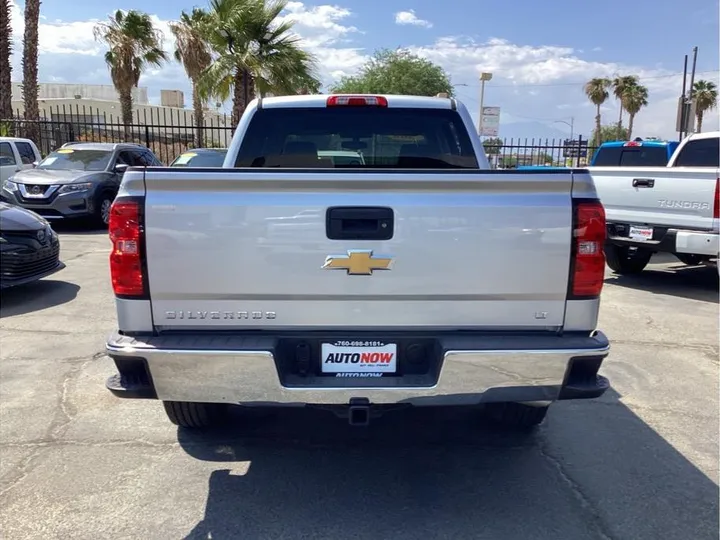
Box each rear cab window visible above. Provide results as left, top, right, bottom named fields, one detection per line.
left=15, top=142, right=38, bottom=164
left=234, top=107, right=479, bottom=169
left=672, top=137, right=720, bottom=167
left=592, top=145, right=669, bottom=167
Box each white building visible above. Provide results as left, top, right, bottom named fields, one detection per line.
left=9, top=83, right=232, bottom=161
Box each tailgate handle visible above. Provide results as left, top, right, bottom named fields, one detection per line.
left=632, top=178, right=655, bottom=188
left=326, top=206, right=394, bottom=240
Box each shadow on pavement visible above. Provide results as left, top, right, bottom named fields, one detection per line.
left=606, top=263, right=719, bottom=303
left=177, top=390, right=718, bottom=540
left=0, top=280, right=80, bottom=317
left=51, top=220, right=107, bottom=236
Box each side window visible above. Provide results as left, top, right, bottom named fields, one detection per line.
left=141, top=149, right=162, bottom=166
left=673, top=138, right=720, bottom=167
left=117, top=150, right=144, bottom=167
left=0, top=142, right=17, bottom=166
left=15, top=142, right=37, bottom=164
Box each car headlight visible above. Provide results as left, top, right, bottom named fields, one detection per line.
left=3, top=180, right=18, bottom=192
left=58, top=182, right=93, bottom=194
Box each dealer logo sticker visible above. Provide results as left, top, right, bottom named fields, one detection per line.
left=320, top=341, right=397, bottom=374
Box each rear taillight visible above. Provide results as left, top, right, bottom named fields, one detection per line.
left=571, top=200, right=606, bottom=297
left=713, top=177, right=719, bottom=219
left=326, top=95, right=388, bottom=107
left=109, top=198, right=146, bottom=297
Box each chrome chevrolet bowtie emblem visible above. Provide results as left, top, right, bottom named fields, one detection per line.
left=322, top=250, right=393, bottom=275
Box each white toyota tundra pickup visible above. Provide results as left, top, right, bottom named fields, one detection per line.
left=589, top=131, right=719, bottom=273
left=104, top=94, right=610, bottom=431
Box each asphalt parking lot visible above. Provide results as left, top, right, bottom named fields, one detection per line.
left=1, top=227, right=718, bottom=540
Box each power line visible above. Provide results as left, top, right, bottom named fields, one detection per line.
left=454, top=69, right=719, bottom=89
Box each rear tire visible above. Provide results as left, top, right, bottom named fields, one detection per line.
left=162, top=401, right=227, bottom=429
left=605, top=244, right=652, bottom=275
left=675, top=254, right=708, bottom=266
left=484, top=402, right=549, bottom=430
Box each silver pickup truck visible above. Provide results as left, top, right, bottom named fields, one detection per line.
left=104, top=94, right=610, bottom=431
left=589, top=131, right=719, bottom=273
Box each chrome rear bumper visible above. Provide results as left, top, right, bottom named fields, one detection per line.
left=105, top=331, right=610, bottom=406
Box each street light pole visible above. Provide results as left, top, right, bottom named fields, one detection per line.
left=478, top=72, right=493, bottom=137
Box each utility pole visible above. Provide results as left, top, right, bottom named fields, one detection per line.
left=478, top=72, right=493, bottom=137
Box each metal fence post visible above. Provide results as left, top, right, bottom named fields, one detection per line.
left=145, top=125, right=150, bottom=148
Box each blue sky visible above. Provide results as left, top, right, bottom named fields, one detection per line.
left=9, top=0, right=720, bottom=139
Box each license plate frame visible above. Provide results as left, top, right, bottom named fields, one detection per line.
left=628, top=225, right=653, bottom=242
left=320, top=340, right=398, bottom=375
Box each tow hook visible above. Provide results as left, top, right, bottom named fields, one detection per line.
left=348, top=397, right=371, bottom=427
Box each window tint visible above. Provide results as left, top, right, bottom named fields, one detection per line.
left=141, top=150, right=162, bottom=166
left=234, top=107, right=479, bottom=169
left=15, top=142, right=37, bottom=165
left=673, top=138, right=720, bottom=167
left=593, top=146, right=669, bottom=166
left=117, top=150, right=145, bottom=167
left=0, top=142, right=16, bottom=166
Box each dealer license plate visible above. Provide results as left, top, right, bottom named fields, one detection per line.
left=629, top=225, right=653, bottom=242
left=320, top=341, right=397, bottom=375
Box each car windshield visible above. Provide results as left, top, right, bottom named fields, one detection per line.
left=38, top=149, right=112, bottom=171
left=234, top=107, right=479, bottom=169
left=170, top=150, right=228, bottom=167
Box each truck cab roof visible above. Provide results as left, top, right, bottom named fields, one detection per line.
left=256, top=94, right=456, bottom=110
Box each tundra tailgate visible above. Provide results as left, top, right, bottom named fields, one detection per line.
left=144, top=171, right=575, bottom=329
left=590, top=166, right=719, bottom=230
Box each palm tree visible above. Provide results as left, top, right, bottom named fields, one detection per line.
left=93, top=10, right=167, bottom=136
left=621, top=84, right=648, bottom=140
left=22, top=0, right=40, bottom=141
left=199, top=0, right=320, bottom=126
left=584, top=78, right=611, bottom=147
left=612, top=75, right=639, bottom=130
left=170, top=9, right=213, bottom=148
left=0, top=0, right=12, bottom=120
left=691, top=80, right=718, bottom=133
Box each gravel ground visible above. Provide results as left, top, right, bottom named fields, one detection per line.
left=0, top=227, right=718, bottom=540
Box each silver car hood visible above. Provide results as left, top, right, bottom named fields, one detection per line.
left=11, top=168, right=109, bottom=185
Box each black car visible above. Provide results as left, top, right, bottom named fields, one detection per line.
left=169, top=148, right=228, bottom=167
left=0, top=202, right=65, bottom=289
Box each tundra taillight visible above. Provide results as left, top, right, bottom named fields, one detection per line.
left=714, top=177, right=719, bottom=220
left=109, top=198, right=146, bottom=297
left=571, top=200, right=606, bottom=297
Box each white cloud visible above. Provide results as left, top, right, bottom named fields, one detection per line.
left=394, top=10, right=433, bottom=28
left=7, top=1, right=718, bottom=138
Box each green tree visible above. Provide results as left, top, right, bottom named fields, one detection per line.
left=22, top=0, right=41, bottom=141
left=0, top=0, right=12, bottom=119
left=612, top=75, right=639, bottom=130
left=691, top=80, right=718, bottom=133
left=170, top=8, right=213, bottom=148
left=621, top=84, right=648, bottom=140
left=591, top=124, right=629, bottom=145
left=483, top=137, right=503, bottom=156
left=331, top=49, right=454, bottom=97
left=199, top=0, right=320, bottom=127
left=584, top=78, right=611, bottom=147
left=94, top=10, right=167, bottom=134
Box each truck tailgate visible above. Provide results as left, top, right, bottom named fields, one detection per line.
left=589, top=166, right=719, bottom=230
left=144, top=170, right=575, bottom=329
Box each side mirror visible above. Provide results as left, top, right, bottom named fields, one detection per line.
left=32, top=161, right=39, bottom=168
left=114, top=163, right=129, bottom=174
